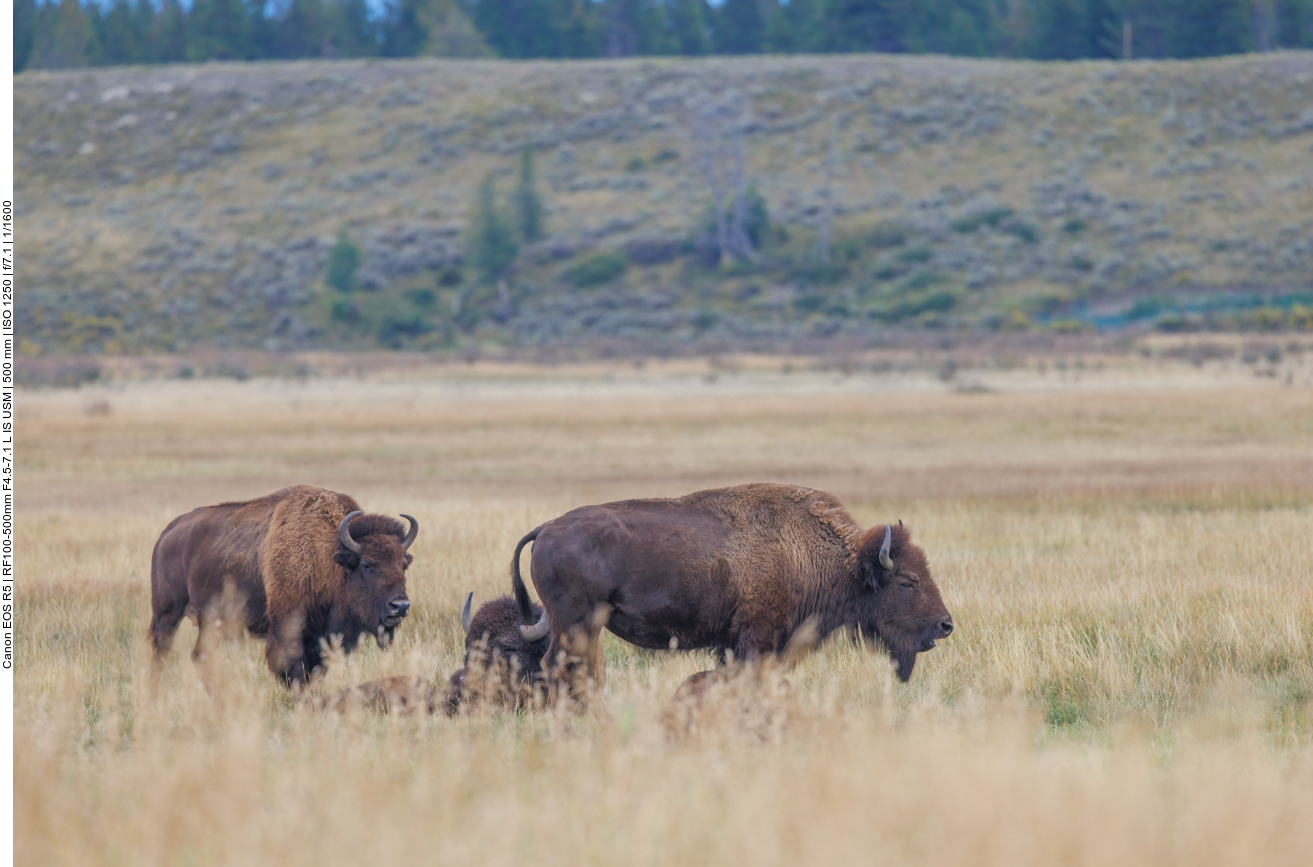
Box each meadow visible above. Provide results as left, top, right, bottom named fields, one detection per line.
left=15, top=352, right=1313, bottom=865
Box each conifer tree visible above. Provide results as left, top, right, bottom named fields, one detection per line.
left=14, top=0, right=38, bottom=71
left=467, top=174, right=520, bottom=284
left=513, top=147, right=545, bottom=243
left=325, top=229, right=361, bottom=294
left=32, top=0, right=96, bottom=68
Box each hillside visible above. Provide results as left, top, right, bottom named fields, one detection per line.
left=15, top=52, right=1313, bottom=355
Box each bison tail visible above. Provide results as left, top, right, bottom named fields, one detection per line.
left=511, top=526, right=544, bottom=624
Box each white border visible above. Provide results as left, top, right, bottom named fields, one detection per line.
left=1, top=3, right=15, bottom=862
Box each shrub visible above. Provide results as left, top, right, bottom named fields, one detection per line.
left=406, top=288, right=437, bottom=308
left=1005, top=222, right=1039, bottom=243
left=377, top=315, right=430, bottom=347
left=565, top=251, right=627, bottom=288
left=952, top=206, right=1014, bottom=233
left=901, top=270, right=945, bottom=291
left=868, top=223, right=907, bottom=249
left=330, top=299, right=360, bottom=323
left=897, top=247, right=933, bottom=264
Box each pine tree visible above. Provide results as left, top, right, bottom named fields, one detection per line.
left=14, top=0, right=38, bottom=71
left=715, top=0, right=764, bottom=53
left=273, top=0, right=330, bottom=58
left=156, top=0, right=189, bottom=62
left=513, top=147, right=545, bottom=243
left=325, top=229, right=361, bottom=293
left=95, top=0, right=151, bottom=65
left=32, top=0, right=96, bottom=69
left=467, top=174, right=520, bottom=283
left=668, top=0, right=711, bottom=54
left=327, top=0, right=378, bottom=56
left=822, top=0, right=911, bottom=53
left=188, top=0, right=253, bottom=60
left=765, top=0, right=825, bottom=52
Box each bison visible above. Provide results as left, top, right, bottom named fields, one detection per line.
left=510, top=483, right=953, bottom=685
left=310, top=593, right=582, bottom=717
left=149, top=485, right=418, bottom=687
left=446, top=592, right=551, bottom=710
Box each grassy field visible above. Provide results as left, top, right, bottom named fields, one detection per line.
left=15, top=355, right=1313, bottom=865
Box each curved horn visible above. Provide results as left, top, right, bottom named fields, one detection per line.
left=460, top=592, right=473, bottom=634
left=399, top=514, right=419, bottom=550
left=520, top=609, right=549, bottom=642
left=878, top=524, right=895, bottom=572
left=338, top=511, right=363, bottom=554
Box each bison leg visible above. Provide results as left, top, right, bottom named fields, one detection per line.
left=148, top=599, right=189, bottom=695
left=264, top=613, right=311, bottom=687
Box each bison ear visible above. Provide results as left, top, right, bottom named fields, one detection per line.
left=859, top=554, right=888, bottom=590
left=860, top=525, right=896, bottom=590
left=333, top=550, right=361, bottom=571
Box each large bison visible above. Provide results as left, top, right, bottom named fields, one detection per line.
left=510, top=484, right=953, bottom=684
left=149, top=485, right=418, bottom=687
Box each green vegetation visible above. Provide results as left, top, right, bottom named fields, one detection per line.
left=325, top=229, right=361, bottom=294
left=951, top=205, right=1015, bottom=233
left=15, top=0, right=1313, bottom=73
left=466, top=174, right=520, bottom=285
left=564, top=251, right=627, bottom=288
left=15, top=52, right=1313, bottom=353
left=513, top=147, right=544, bottom=243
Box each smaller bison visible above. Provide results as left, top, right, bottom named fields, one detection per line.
left=149, top=485, right=418, bottom=687
left=310, top=592, right=603, bottom=717
left=446, top=592, right=551, bottom=712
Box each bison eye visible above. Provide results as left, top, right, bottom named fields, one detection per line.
left=360, top=561, right=375, bottom=575
left=899, top=581, right=915, bottom=592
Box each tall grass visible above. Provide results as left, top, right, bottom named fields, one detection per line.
left=16, top=360, right=1313, bottom=865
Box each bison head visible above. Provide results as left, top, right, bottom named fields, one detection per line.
left=853, top=522, right=953, bottom=682
left=447, top=593, right=550, bottom=711
left=332, top=511, right=418, bottom=641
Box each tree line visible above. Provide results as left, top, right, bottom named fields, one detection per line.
left=14, top=0, right=1313, bottom=72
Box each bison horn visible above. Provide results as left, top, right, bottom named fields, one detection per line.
left=338, top=511, right=364, bottom=554
left=461, top=592, right=473, bottom=634
left=400, top=514, right=419, bottom=550
left=879, top=524, right=895, bottom=572
left=520, top=609, right=549, bottom=642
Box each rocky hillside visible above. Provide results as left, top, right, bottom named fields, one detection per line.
left=16, top=53, right=1313, bottom=355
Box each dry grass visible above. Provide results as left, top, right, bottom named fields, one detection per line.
left=16, top=358, right=1313, bottom=865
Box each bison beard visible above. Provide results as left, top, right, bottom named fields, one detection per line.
left=148, top=485, right=418, bottom=687
left=509, top=484, right=953, bottom=688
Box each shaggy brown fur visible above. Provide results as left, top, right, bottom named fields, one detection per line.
left=447, top=594, right=551, bottom=713
left=511, top=483, right=953, bottom=685
left=312, top=598, right=608, bottom=719
left=149, top=485, right=416, bottom=687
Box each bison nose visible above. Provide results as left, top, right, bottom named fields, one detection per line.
left=938, top=618, right=954, bottom=637
left=390, top=599, right=411, bottom=618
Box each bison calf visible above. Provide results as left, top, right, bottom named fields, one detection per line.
left=446, top=592, right=552, bottom=712
left=149, top=485, right=418, bottom=687
left=311, top=593, right=555, bottom=717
